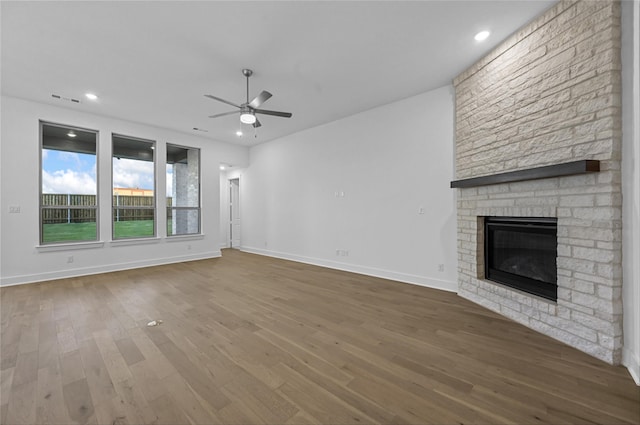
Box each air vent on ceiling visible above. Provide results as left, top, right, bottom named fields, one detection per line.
left=51, top=94, right=81, bottom=103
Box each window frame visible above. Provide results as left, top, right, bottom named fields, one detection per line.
left=111, top=133, right=157, bottom=240
left=166, top=143, right=201, bottom=237
left=39, top=121, right=100, bottom=245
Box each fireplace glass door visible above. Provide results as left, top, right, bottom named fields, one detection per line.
left=485, top=217, right=558, bottom=301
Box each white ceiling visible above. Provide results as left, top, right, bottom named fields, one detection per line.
left=1, top=1, right=554, bottom=146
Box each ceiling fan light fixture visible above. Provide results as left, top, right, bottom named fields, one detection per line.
left=240, top=111, right=256, bottom=125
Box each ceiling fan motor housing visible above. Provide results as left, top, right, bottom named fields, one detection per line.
left=204, top=68, right=291, bottom=129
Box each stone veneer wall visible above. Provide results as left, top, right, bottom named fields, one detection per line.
left=453, top=0, right=623, bottom=363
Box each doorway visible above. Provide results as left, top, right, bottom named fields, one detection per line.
left=229, top=178, right=240, bottom=248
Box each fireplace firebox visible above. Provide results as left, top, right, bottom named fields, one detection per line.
left=484, top=217, right=557, bottom=301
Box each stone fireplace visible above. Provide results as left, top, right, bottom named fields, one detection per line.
left=453, top=0, right=623, bottom=364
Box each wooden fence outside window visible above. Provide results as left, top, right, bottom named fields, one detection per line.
left=41, top=194, right=171, bottom=224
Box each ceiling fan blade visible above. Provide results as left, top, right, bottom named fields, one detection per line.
left=253, top=118, right=262, bottom=128
left=248, top=91, right=272, bottom=109
left=208, top=111, right=238, bottom=119
left=204, top=94, right=241, bottom=108
left=254, top=108, right=292, bottom=118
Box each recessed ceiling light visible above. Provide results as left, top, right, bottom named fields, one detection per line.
left=219, top=165, right=226, bottom=170
left=67, top=131, right=77, bottom=138
left=236, top=130, right=243, bottom=137
left=85, top=93, right=98, bottom=100
left=474, top=31, right=490, bottom=41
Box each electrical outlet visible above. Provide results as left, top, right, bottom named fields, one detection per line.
left=8, top=206, right=20, bottom=213
left=438, top=264, right=445, bottom=272
left=418, top=207, right=425, bottom=214
left=187, top=244, right=191, bottom=250
left=67, top=256, right=74, bottom=264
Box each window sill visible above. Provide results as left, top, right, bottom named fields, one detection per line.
left=110, top=237, right=162, bottom=247
left=165, top=234, right=204, bottom=242
left=37, top=241, right=105, bottom=252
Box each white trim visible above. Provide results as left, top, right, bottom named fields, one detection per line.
left=621, top=0, right=640, bottom=387
left=165, top=234, right=205, bottom=242
left=36, top=241, right=105, bottom=252
left=239, top=246, right=457, bottom=293
left=0, top=250, right=221, bottom=287
left=623, top=346, right=640, bottom=386
left=109, top=237, right=162, bottom=247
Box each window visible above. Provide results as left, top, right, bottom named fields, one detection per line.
left=166, top=144, right=200, bottom=236
left=40, top=122, right=98, bottom=244
left=112, top=134, right=156, bottom=239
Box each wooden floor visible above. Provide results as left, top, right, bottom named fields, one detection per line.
left=1, top=249, right=638, bottom=425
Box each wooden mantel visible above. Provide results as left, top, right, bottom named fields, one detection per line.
left=450, top=160, right=600, bottom=189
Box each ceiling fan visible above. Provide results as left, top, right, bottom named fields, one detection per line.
left=204, top=69, right=292, bottom=128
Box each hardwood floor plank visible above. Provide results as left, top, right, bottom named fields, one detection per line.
left=60, top=350, right=86, bottom=386
left=37, top=320, right=59, bottom=369
left=56, top=325, right=79, bottom=355
left=159, top=372, right=221, bottom=424
left=1, top=321, right=21, bottom=370
left=62, top=378, right=95, bottom=425
left=92, top=395, right=128, bottom=425
left=124, top=328, right=177, bottom=380
left=147, top=393, right=189, bottom=425
left=5, top=380, right=37, bottom=424
left=11, top=349, right=38, bottom=388
left=111, top=378, right=157, bottom=425
left=92, top=329, right=133, bottom=384
left=0, top=249, right=637, bottom=425
left=151, top=336, right=231, bottom=411
left=17, top=320, right=39, bottom=354
left=221, top=370, right=298, bottom=424
left=127, top=360, right=165, bottom=403
left=77, top=339, right=117, bottom=408
left=36, top=357, right=72, bottom=425
left=0, top=367, right=14, bottom=422
left=274, top=362, right=379, bottom=424
left=115, top=337, right=145, bottom=366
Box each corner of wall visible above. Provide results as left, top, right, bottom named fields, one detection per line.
left=621, top=0, right=640, bottom=386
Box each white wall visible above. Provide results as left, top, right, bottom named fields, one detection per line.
left=240, top=85, right=457, bottom=291
left=622, top=0, right=640, bottom=386
left=0, top=96, right=248, bottom=286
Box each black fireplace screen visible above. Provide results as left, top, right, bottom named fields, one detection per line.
left=485, top=217, right=557, bottom=301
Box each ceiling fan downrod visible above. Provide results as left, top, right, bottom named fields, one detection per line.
left=242, top=69, right=253, bottom=104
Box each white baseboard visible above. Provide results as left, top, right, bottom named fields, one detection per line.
left=623, top=346, right=640, bottom=386
left=239, top=246, right=457, bottom=293
left=0, top=251, right=221, bottom=287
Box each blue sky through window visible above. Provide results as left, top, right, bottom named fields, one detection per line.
left=42, top=149, right=165, bottom=195
left=42, top=149, right=97, bottom=195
